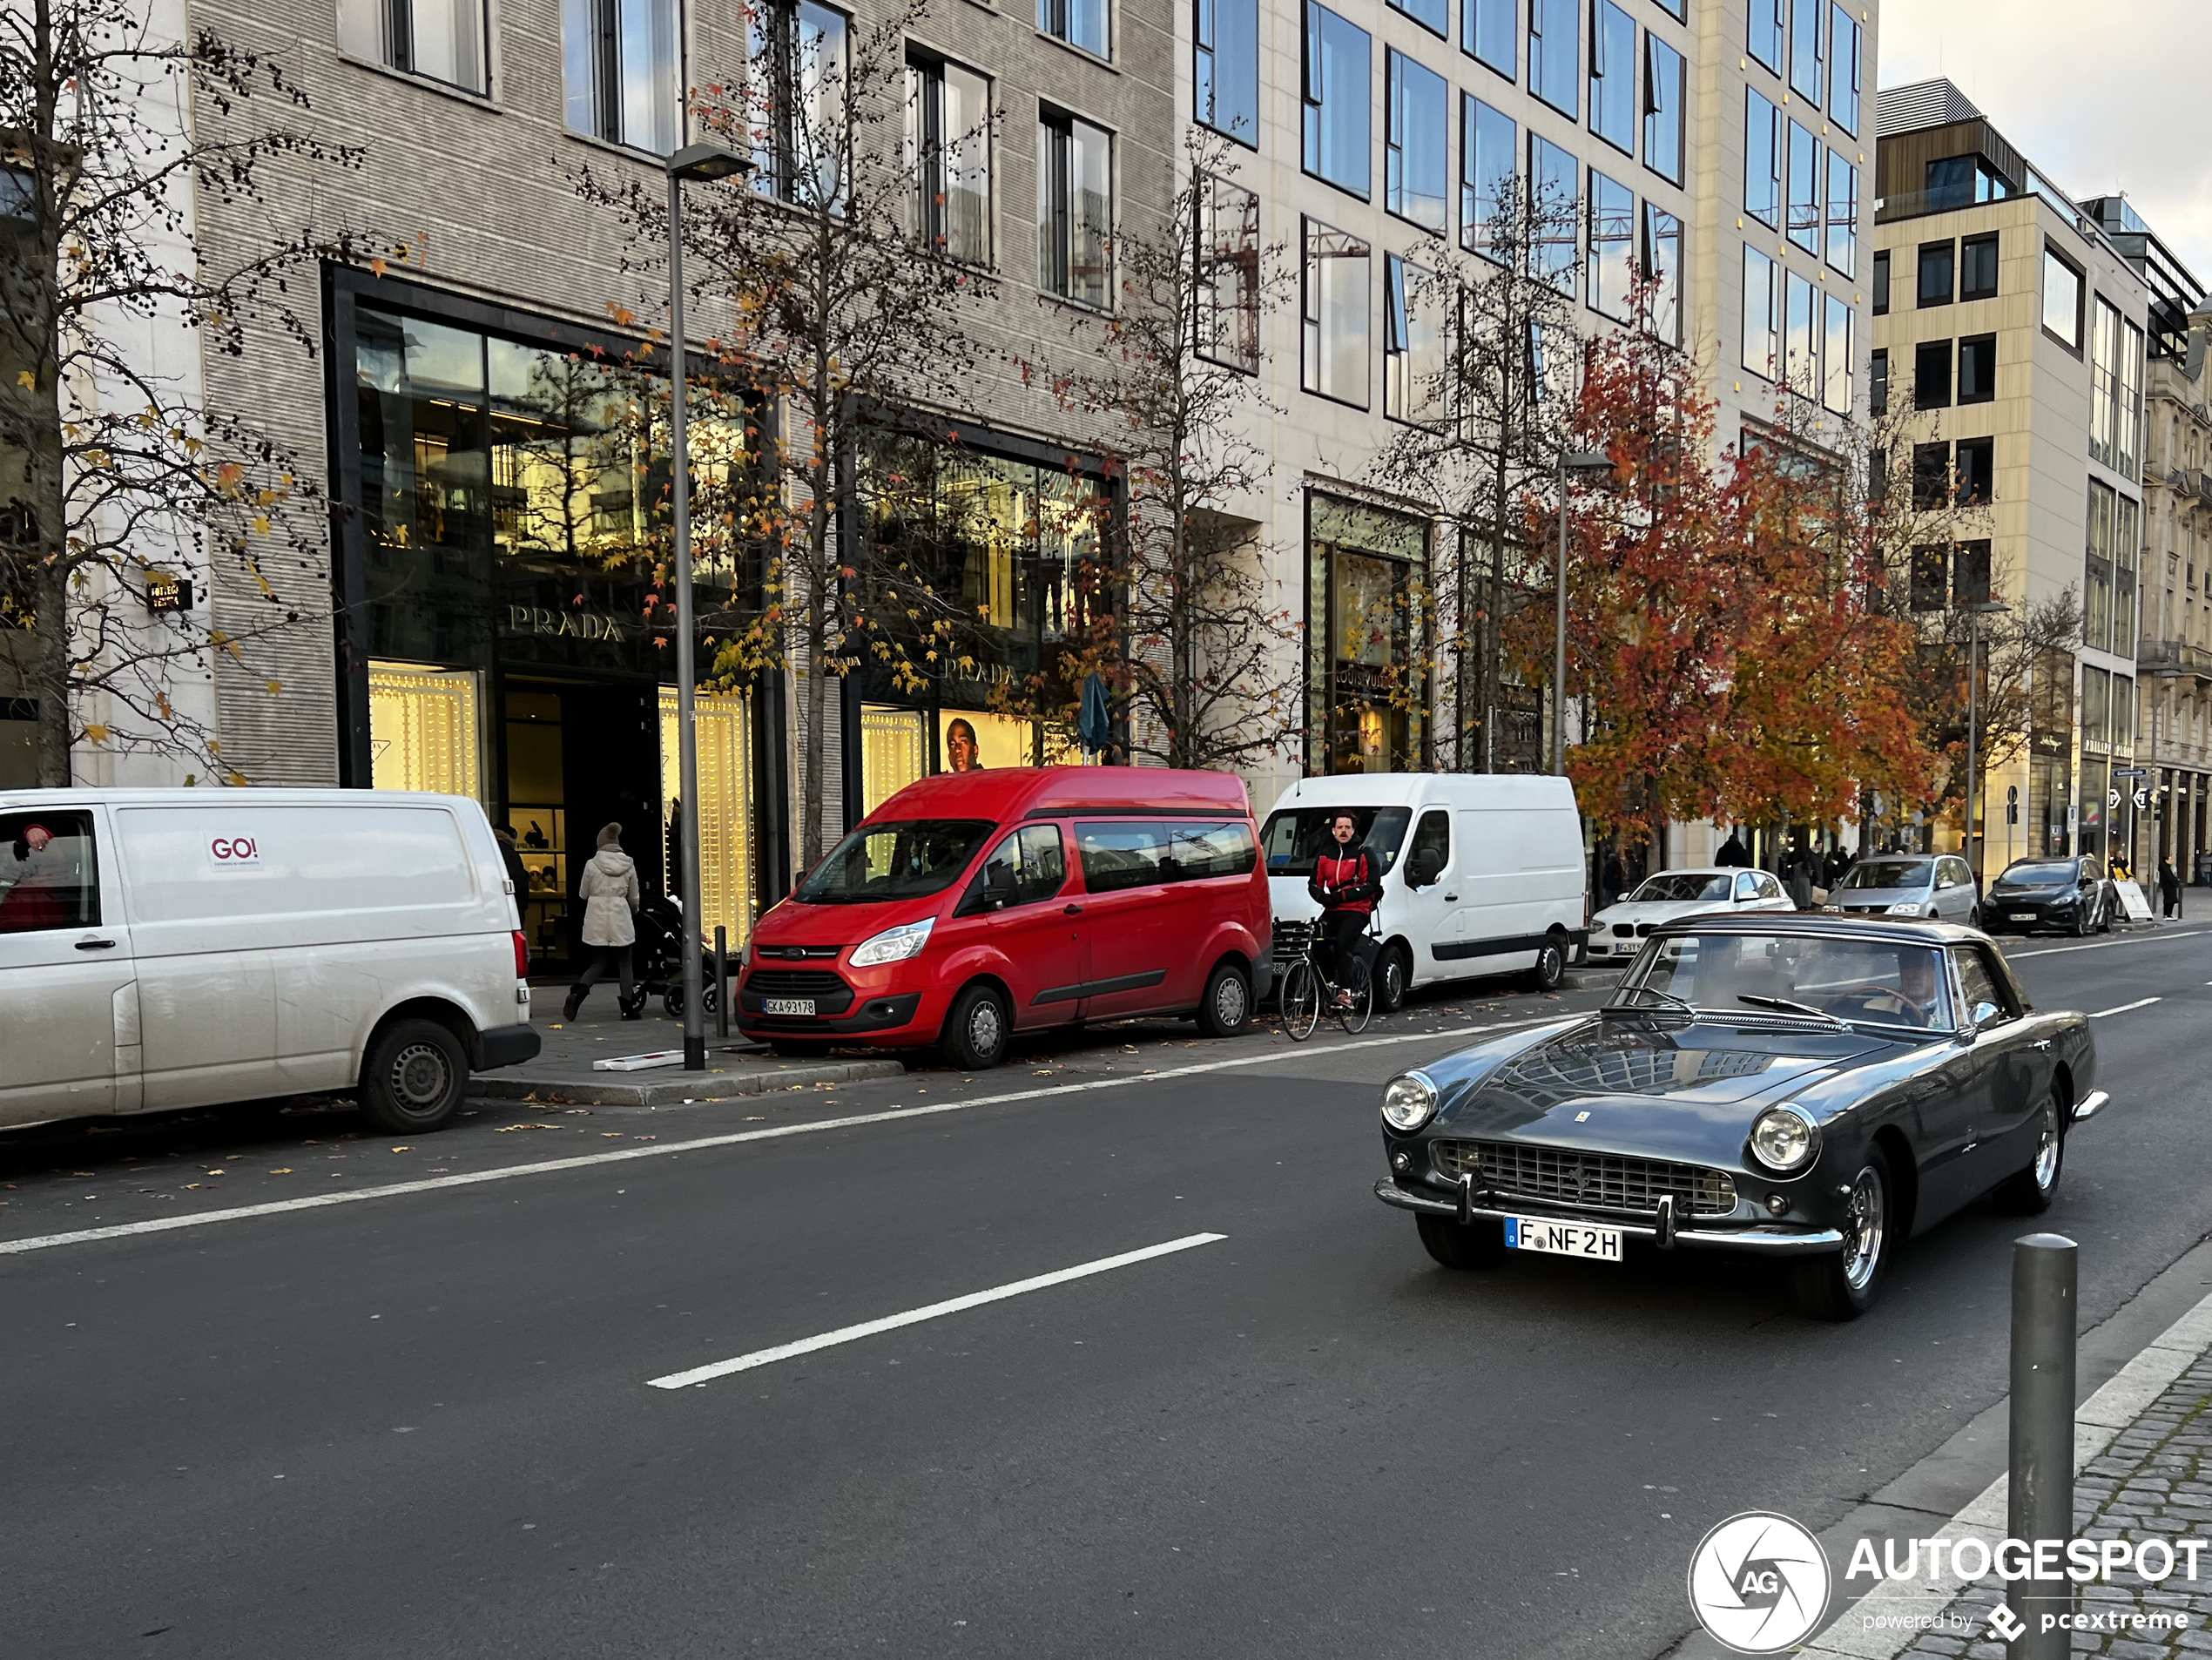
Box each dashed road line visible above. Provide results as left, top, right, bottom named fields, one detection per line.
left=2006, top=930, right=2203, bottom=960
left=2088, top=997, right=2163, bottom=1019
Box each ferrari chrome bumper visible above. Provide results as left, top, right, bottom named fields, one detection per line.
left=1372, top=1179, right=1847, bottom=1256
left=2073, top=1089, right=2111, bottom=1123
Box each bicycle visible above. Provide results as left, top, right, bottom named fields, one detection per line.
left=1273, top=915, right=1377, bottom=1040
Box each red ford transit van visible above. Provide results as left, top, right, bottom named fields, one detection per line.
left=736, top=767, right=1271, bottom=1068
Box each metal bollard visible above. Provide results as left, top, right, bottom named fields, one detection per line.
left=713, top=927, right=728, bottom=1042
left=2005, top=1232, right=2077, bottom=1658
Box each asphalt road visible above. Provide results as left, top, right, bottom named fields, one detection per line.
left=5, top=925, right=2211, bottom=1659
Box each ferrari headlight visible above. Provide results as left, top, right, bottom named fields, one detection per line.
left=1750, top=1103, right=1820, bottom=1174
left=1887, top=901, right=1924, bottom=915
left=850, top=917, right=934, bottom=967
left=1382, top=1071, right=1440, bottom=1132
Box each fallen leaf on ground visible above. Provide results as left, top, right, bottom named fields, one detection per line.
left=268, top=1167, right=293, bottom=1174
left=389, top=1146, right=412, bottom=1152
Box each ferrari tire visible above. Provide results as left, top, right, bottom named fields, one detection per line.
left=1993, top=1091, right=2066, bottom=1215
left=1790, top=1145, right=1894, bottom=1321
left=1417, top=1213, right=1507, bottom=1269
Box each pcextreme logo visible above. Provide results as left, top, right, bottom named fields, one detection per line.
left=1687, top=1511, right=1832, bottom=1655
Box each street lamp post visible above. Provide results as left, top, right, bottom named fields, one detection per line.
left=664, top=140, right=749, bottom=1070
left=1963, top=598, right=2010, bottom=885
left=1553, top=449, right=1611, bottom=777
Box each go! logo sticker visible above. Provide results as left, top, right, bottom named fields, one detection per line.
left=207, top=834, right=262, bottom=869
left=1687, top=1511, right=1832, bottom=1654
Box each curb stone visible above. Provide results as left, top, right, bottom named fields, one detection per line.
left=473, top=1057, right=907, bottom=1107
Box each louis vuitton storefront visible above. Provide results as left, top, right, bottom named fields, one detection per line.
left=328, top=270, right=775, bottom=968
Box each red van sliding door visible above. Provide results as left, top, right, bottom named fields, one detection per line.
left=1072, top=820, right=1187, bottom=1017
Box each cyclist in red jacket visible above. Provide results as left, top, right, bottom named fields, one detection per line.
left=1307, top=812, right=1381, bottom=1009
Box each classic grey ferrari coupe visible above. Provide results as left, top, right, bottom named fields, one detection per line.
left=1372, top=914, right=2106, bottom=1319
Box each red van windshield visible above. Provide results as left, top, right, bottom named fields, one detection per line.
left=796, top=820, right=995, bottom=904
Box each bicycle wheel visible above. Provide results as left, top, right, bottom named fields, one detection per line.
left=1339, top=956, right=1374, bottom=1034
left=1280, top=959, right=1322, bottom=1042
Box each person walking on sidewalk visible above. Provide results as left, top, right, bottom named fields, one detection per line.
left=1308, top=813, right=1381, bottom=1011
left=564, top=823, right=643, bottom=1022
left=2160, top=856, right=2182, bottom=919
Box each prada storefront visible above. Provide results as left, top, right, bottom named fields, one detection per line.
left=330, top=271, right=774, bottom=968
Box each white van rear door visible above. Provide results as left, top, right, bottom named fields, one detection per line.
left=0, top=802, right=138, bottom=1124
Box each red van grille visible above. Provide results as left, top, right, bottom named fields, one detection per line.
left=742, top=968, right=855, bottom=1016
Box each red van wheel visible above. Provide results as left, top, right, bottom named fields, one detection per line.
left=941, top=983, right=1010, bottom=1070
left=1197, top=962, right=1251, bottom=1038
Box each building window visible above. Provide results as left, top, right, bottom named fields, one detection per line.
left=1872, top=248, right=1889, bottom=314
left=2086, top=477, right=2114, bottom=649
left=2090, top=295, right=2121, bottom=467
left=1529, top=133, right=1579, bottom=293
left=564, top=0, right=681, bottom=153
left=1303, top=1, right=1372, bottom=199
left=1039, top=0, right=1109, bottom=57
left=1869, top=346, right=1887, bottom=415
left=1784, top=270, right=1816, bottom=399
left=1823, top=293, right=1852, bottom=415
left=1386, top=51, right=1449, bottom=233
left=1390, top=0, right=1447, bottom=40
left=1827, top=3, right=1859, bottom=135
left=1912, top=442, right=1951, bottom=509
left=1743, top=91, right=1781, bottom=228
left=1308, top=495, right=1427, bottom=774
left=1954, top=540, right=1992, bottom=604
left=339, top=0, right=488, bottom=93
left=1748, top=0, right=1781, bottom=74
left=1914, top=340, right=1952, bottom=409
left=1038, top=110, right=1111, bottom=307
left=2119, top=319, right=2145, bottom=481
left=1589, top=0, right=1635, bottom=155
left=2114, top=494, right=2141, bottom=657
left=907, top=56, right=992, bottom=266
left=1196, top=173, right=1260, bottom=373
left=1741, top=244, right=1777, bottom=380
left=1917, top=240, right=1953, bottom=307
left=1824, top=152, right=1857, bottom=277
left=2043, top=246, right=2084, bottom=349
left=1642, top=34, right=1683, bottom=186
left=1587, top=170, right=1634, bottom=321
left=1460, top=94, right=1516, bottom=260
left=1787, top=0, right=1821, bottom=105
left=1955, top=435, right=1993, bottom=505
left=1958, top=333, right=1996, bottom=405
left=1651, top=0, right=1683, bottom=20
left=749, top=0, right=849, bottom=203
left=1385, top=254, right=1447, bottom=424
left=1466, top=0, right=1515, bottom=80
left=1959, top=231, right=1999, bottom=300
left=1909, top=544, right=1949, bottom=609
left=1303, top=217, right=1371, bottom=407
left=1640, top=201, right=1681, bottom=343
left=1785, top=122, right=1818, bottom=253
left=1529, top=0, right=1579, bottom=118
left=1195, top=0, right=1259, bottom=147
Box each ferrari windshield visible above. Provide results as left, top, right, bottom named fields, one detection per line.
left=1835, top=859, right=1932, bottom=890
left=1628, top=873, right=1734, bottom=903
left=795, top=820, right=994, bottom=904
left=1615, top=932, right=1952, bottom=1030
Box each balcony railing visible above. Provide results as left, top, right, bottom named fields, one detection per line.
left=2140, top=639, right=2212, bottom=682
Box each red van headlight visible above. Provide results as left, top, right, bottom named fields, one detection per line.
left=850, top=917, right=935, bottom=967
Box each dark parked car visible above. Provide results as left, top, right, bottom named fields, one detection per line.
left=1982, top=855, right=2119, bottom=936
left=1373, top=914, right=2105, bottom=1319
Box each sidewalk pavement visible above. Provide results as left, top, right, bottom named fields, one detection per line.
left=478, top=990, right=904, bottom=1107
left=1802, top=1283, right=2212, bottom=1660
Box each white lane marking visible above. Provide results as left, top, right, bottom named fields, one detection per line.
left=0, top=1014, right=1564, bottom=1258
left=2088, top=997, right=2162, bottom=1019
left=646, top=1232, right=1228, bottom=1390
left=2007, top=930, right=2203, bottom=960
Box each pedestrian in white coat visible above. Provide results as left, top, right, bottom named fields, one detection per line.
left=563, top=822, right=642, bottom=1022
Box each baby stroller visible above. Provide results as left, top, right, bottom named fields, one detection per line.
left=632, top=890, right=722, bottom=1022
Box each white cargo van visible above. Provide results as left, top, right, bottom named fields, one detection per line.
left=0, top=789, right=539, bottom=1133
left=1259, top=773, right=1586, bottom=1009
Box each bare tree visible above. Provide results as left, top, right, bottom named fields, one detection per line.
left=0, top=0, right=368, bottom=784
left=993, top=132, right=1298, bottom=769
left=581, top=0, right=995, bottom=865
left=1366, top=172, right=1579, bottom=772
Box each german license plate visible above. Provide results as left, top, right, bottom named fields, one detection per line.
left=762, top=997, right=817, bottom=1016
left=2009, top=911, right=2036, bottom=922
left=1504, top=1215, right=1623, bottom=1261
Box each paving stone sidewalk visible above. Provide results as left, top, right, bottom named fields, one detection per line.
left=1894, top=1353, right=2212, bottom=1658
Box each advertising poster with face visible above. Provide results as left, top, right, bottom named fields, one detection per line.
left=937, top=710, right=1032, bottom=773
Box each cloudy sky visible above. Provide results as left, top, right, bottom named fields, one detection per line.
left=1881, top=0, right=2212, bottom=285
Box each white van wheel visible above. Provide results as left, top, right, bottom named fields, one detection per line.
left=361, top=1018, right=467, bottom=1132
left=1376, top=944, right=1410, bottom=1013
left=1526, top=935, right=1567, bottom=993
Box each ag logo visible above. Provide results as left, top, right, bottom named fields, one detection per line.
left=1687, top=1511, right=1831, bottom=1654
